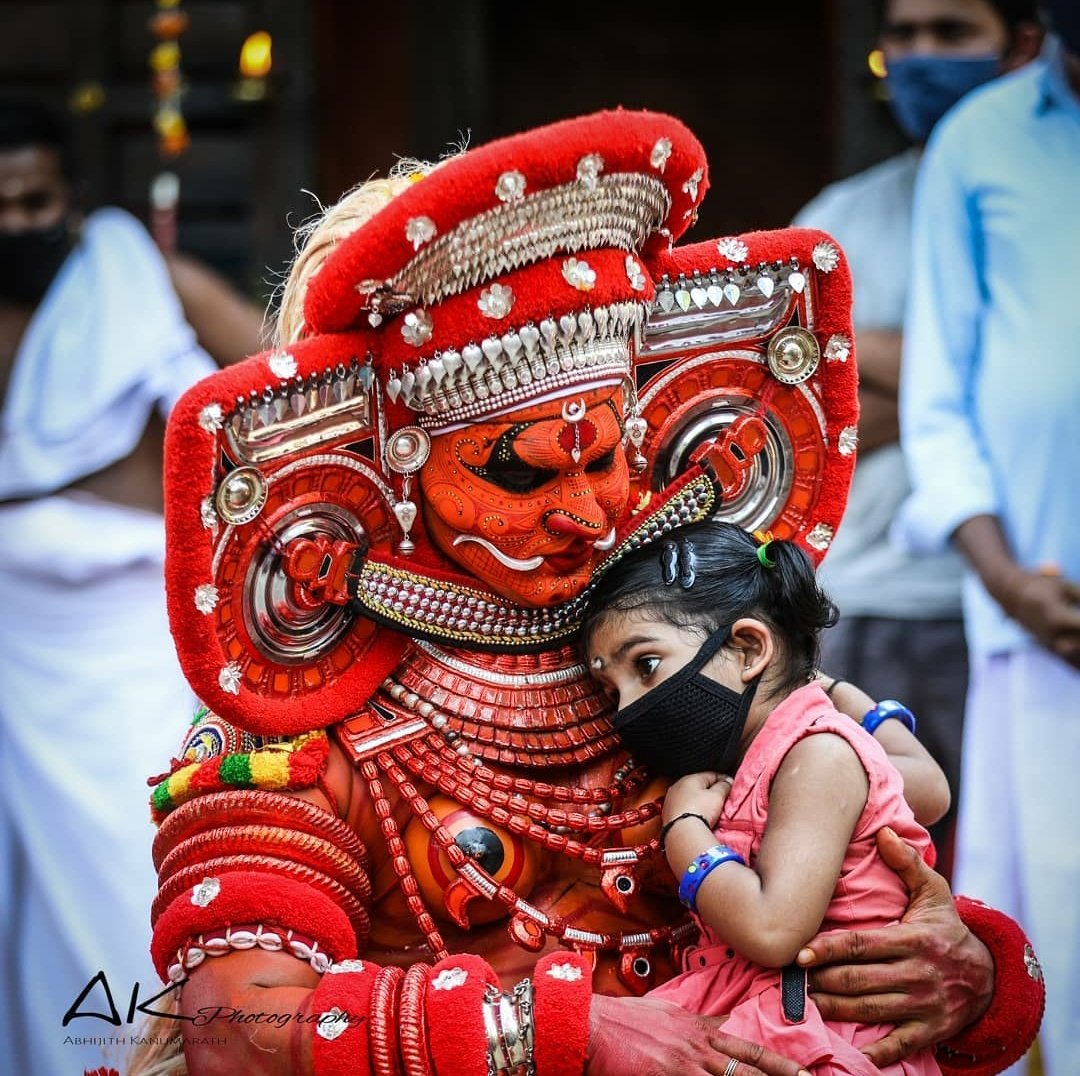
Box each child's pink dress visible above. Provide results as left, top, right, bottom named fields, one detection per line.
left=649, top=683, right=940, bottom=1075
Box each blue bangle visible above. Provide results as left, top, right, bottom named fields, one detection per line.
left=677, top=844, right=745, bottom=912
left=862, top=699, right=917, bottom=737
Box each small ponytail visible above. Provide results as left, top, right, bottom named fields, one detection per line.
left=752, top=529, right=776, bottom=569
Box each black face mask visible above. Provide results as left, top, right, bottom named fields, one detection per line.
left=612, top=625, right=760, bottom=780
left=0, top=219, right=74, bottom=306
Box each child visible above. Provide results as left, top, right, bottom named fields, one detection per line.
left=582, top=520, right=950, bottom=1075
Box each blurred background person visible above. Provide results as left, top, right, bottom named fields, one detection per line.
left=899, top=1, right=1080, bottom=1071
left=0, top=100, right=261, bottom=1075
left=794, top=0, right=1042, bottom=881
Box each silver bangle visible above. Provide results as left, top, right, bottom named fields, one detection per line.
left=482, top=979, right=536, bottom=1076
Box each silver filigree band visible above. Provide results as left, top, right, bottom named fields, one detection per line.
left=483, top=979, right=536, bottom=1076
left=391, top=173, right=670, bottom=309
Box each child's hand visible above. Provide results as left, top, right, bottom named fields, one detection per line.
left=662, top=771, right=734, bottom=828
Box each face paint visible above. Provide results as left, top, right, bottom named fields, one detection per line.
left=420, top=384, right=631, bottom=607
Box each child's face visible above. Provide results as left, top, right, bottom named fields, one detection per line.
left=585, top=610, right=744, bottom=710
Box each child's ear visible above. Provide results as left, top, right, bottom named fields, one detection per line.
left=729, top=618, right=773, bottom=681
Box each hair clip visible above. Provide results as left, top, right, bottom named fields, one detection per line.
left=660, top=540, right=678, bottom=585
left=678, top=541, right=697, bottom=587
left=660, top=539, right=697, bottom=587
left=752, top=529, right=776, bottom=569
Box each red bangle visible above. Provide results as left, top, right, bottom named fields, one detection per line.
left=399, top=962, right=435, bottom=1076
left=370, top=964, right=405, bottom=1076
left=425, top=954, right=498, bottom=1076
left=532, top=951, right=593, bottom=1076
left=936, top=897, right=1045, bottom=1076
left=311, top=961, right=380, bottom=1076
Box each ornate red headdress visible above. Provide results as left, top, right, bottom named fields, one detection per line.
left=164, top=110, right=857, bottom=736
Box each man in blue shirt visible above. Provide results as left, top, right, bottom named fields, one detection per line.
left=900, top=5, right=1080, bottom=1071
left=795, top=0, right=1041, bottom=881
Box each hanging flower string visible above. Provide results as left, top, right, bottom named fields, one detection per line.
left=149, top=0, right=190, bottom=158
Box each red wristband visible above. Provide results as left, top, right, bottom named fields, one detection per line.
left=311, top=960, right=380, bottom=1076
left=532, top=950, right=593, bottom=1076
left=936, top=897, right=1045, bottom=1076
left=425, top=954, right=498, bottom=1076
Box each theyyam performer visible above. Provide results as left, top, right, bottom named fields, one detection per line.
left=134, top=111, right=1044, bottom=1076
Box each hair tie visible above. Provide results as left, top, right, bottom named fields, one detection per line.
left=752, top=529, right=776, bottom=569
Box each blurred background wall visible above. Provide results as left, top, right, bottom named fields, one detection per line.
left=0, top=0, right=908, bottom=302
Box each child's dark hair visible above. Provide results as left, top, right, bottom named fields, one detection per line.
left=581, top=521, right=839, bottom=694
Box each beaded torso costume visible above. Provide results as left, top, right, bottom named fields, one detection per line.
left=145, top=111, right=1040, bottom=1076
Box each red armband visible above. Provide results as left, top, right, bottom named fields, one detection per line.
left=936, top=897, right=1045, bottom=1076
left=311, top=960, right=380, bottom=1076
left=533, top=951, right=593, bottom=1076
left=425, top=955, right=498, bottom=1076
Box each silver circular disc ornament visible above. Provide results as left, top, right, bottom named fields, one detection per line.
left=214, top=467, right=268, bottom=525
left=243, top=505, right=363, bottom=664
left=386, top=426, right=432, bottom=475
left=657, top=395, right=794, bottom=533
left=765, top=327, right=821, bottom=385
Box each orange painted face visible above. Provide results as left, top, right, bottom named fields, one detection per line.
left=420, top=385, right=631, bottom=607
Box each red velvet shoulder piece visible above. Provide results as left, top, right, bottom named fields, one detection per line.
left=637, top=227, right=857, bottom=564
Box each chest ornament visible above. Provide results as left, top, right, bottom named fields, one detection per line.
left=336, top=641, right=698, bottom=992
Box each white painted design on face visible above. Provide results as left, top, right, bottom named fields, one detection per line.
left=452, top=533, right=545, bottom=572
left=594, top=527, right=617, bottom=551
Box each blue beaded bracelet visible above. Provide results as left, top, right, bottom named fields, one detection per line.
left=862, top=699, right=917, bottom=737
left=677, top=844, right=746, bottom=912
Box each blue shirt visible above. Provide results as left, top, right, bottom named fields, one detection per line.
left=898, top=38, right=1080, bottom=658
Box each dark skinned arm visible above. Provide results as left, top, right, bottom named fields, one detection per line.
left=166, top=252, right=266, bottom=367
left=953, top=514, right=1080, bottom=669
left=854, top=329, right=902, bottom=455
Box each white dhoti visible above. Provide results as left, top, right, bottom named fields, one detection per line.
left=955, top=647, right=1080, bottom=1076
left=0, top=207, right=216, bottom=1075
left=0, top=495, right=199, bottom=1075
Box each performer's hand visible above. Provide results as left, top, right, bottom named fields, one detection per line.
left=662, top=771, right=732, bottom=829
left=797, top=826, right=993, bottom=1067
left=586, top=993, right=809, bottom=1076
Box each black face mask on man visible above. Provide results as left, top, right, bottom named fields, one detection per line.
left=0, top=219, right=74, bottom=306
left=612, top=625, right=760, bottom=780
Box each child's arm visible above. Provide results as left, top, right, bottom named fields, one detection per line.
left=821, top=677, right=951, bottom=827
left=663, top=733, right=868, bottom=968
